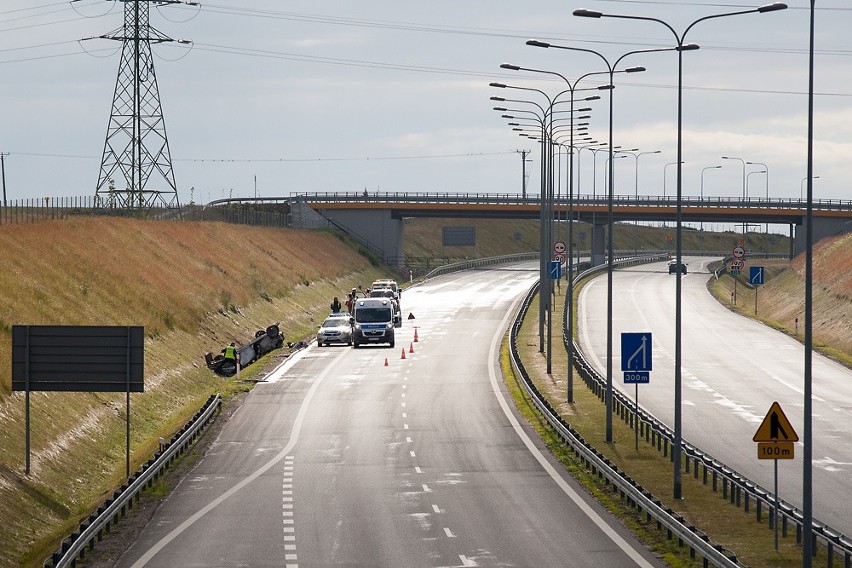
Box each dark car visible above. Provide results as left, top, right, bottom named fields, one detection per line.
left=668, top=260, right=687, bottom=274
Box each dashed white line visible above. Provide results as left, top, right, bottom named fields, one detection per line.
left=415, top=466, right=423, bottom=474
left=406, top=437, right=412, bottom=443
left=459, top=555, right=477, bottom=567
left=422, top=484, right=431, bottom=492
left=444, top=527, right=456, bottom=538
left=432, top=504, right=441, bottom=513
left=410, top=451, right=416, bottom=457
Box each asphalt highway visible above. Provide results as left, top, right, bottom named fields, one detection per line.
left=577, top=257, right=852, bottom=535
left=115, top=263, right=664, bottom=568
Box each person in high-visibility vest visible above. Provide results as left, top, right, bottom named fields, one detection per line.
left=223, top=342, right=237, bottom=364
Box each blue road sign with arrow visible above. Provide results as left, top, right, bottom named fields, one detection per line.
left=621, top=333, right=652, bottom=372
left=550, top=260, right=562, bottom=280
left=749, top=266, right=764, bottom=285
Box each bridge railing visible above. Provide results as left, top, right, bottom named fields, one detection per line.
left=292, top=191, right=852, bottom=212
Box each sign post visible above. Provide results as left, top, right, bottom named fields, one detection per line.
left=731, top=245, right=746, bottom=304
left=753, top=401, right=798, bottom=551
left=750, top=266, right=765, bottom=315
left=621, top=333, right=652, bottom=451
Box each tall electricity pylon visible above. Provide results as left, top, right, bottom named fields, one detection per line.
left=95, top=0, right=188, bottom=210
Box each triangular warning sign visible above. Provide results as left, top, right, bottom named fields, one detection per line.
left=407, top=313, right=415, bottom=320
left=753, top=402, right=799, bottom=442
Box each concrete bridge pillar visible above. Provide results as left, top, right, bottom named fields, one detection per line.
left=793, top=216, right=852, bottom=257
left=591, top=221, right=606, bottom=267
left=314, top=207, right=404, bottom=267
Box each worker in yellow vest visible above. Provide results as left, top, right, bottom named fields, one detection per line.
left=223, top=342, right=237, bottom=366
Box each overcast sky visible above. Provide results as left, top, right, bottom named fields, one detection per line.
left=0, top=1, right=849, bottom=208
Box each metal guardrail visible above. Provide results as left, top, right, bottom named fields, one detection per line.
left=422, top=252, right=539, bottom=279
left=43, top=395, right=222, bottom=568
left=564, top=260, right=852, bottom=567
left=508, top=267, right=744, bottom=568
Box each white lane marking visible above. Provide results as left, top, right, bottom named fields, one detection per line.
left=410, top=451, right=416, bottom=457
left=444, top=527, right=456, bottom=538
left=406, top=437, right=412, bottom=443
left=404, top=423, right=409, bottom=430
left=488, top=293, right=657, bottom=568
left=459, top=555, right=477, bottom=566
left=432, top=504, right=441, bottom=513
left=415, top=466, right=423, bottom=474
left=422, top=484, right=431, bottom=492
left=402, top=413, right=407, bottom=418
left=129, top=349, right=348, bottom=567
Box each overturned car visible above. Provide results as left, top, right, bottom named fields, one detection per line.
left=205, top=323, right=285, bottom=377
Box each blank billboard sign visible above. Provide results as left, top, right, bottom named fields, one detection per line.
left=442, top=226, right=476, bottom=247
left=12, top=326, right=144, bottom=393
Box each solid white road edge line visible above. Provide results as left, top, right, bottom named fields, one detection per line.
left=488, top=293, right=656, bottom=568
left=130, top=348, right=349, bottom=567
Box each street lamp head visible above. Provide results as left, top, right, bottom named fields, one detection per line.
left=573, top=9, right=603, bottom=18
left=584, top=95, right=601, bottom=102
left=678, top=43, right=700, bottom=52
left=598, top=84, right=614, bottom=90
left=489, top=82, right=507, bottom=88
left=493, top=107, right=508, bottom=111
left=758, top=3, right=788, bottom=13
left=489, top=96, right=505, bottom=102
left=577, top=107, right=593, bottom=112
left=500, top=63, right=520, bottom=71
left=625, top=66, right=645, bottom=73
left=525, top=39, right=551, bottom=48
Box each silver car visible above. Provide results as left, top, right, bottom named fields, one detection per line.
left=317, top=316, right=353, bottom=346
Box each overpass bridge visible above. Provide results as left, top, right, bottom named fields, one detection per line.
left=286, top=192, right=852, bottom=267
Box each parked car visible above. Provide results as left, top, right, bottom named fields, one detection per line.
left=668, top=260, right=687, bottom=274
left=317, top=316, right=353, bottom=346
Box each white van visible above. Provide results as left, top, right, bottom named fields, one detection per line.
left=352, top=298, right=397, bottom=348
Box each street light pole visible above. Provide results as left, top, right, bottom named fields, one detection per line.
left=528, top=39, right=679, bottom=445
left=747, top=170, right=766, bottom=199
left=0, top=152, right=8, bottom=209
left=491, top=85, right=553, bottom=358
left=663, top=160, right=683, bottom=202
left=800, top=175, right=818, bottom=200
left=701, top=165, right=722, bottom=231
left=575, top=1, right=787, bottom=500
left=700, top=165, right=722, bottom=200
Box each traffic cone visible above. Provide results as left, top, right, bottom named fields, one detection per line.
left=409, top=342, right=414, bottom=354
left=413, top=328, right=419, bottom=342
left=384, top=358, right=389, bottom=366
left=400, top=348, right=406, bottom=360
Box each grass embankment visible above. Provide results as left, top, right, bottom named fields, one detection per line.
left=0, top=217, right=389, bottom=567
left=707, top=231, right=852, bottom=368
left=508, top=271, right=842, bottom=567
left=403, top=217, right=791, bottom=262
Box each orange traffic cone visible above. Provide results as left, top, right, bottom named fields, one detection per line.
left=413, top=328, right=419, bottom=342
left=409, top=342, right=414, bottom=354
left=384, top=358, right=389, bottom=366
left=400, top=347, right=406, bottom=360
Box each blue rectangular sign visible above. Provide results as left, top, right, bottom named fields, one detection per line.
left=749, top=266, right=764, bottom=285
left=624, top=371, right=650, bottom=384
left=621, top=332, right=652, bottom=372
left=550, top=260, right=562, bottom=280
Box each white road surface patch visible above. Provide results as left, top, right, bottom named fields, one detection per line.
left=489, top=291, right=657, bottom=568
left=129, top=349, right=348, bottom=567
